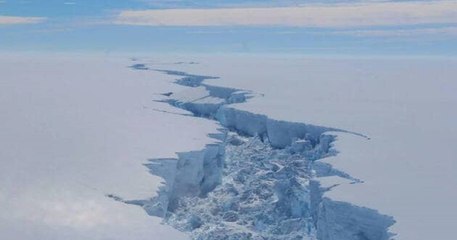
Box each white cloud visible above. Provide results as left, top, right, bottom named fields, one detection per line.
left=0, top=16, right=46, bottom=25
left=333, top=27, right=457, bottom=38
left=114, top=1, right=457, bottom=27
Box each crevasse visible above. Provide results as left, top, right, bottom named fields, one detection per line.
left=117, top=64, right=395, bottom=240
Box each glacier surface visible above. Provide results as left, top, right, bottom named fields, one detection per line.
left=2, top=55, right=455, bottom=240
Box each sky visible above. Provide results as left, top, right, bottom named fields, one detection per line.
left=1, top=0, right=457, bottom=56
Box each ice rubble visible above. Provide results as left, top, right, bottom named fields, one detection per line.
left=125, top=66, right=396, bottom=240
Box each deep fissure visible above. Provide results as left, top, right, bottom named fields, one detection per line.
left=118, top=64, right=395, bottom=240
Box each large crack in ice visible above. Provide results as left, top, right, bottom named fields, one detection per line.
left=113, top=63, right=395, bottom=240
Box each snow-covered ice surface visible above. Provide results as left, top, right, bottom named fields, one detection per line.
left=0, top=54, right=225, bottom=239
left=2, top=54, right=456, bottom=240
left=128, top=56, right=457, bottom=240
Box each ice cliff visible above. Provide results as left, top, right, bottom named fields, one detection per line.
left=119, top=63, right=396, bottom=240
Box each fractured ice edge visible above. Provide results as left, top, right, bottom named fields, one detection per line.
left=111, top=63, right=396, bottom=240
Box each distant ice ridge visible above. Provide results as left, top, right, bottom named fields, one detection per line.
left=122, top=64, right=395, bottom=240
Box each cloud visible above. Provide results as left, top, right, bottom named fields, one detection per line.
left=114, top=1, right=457, bottom=28
left=0, top=16, right=46, bottom=25
left=333, top=27, right=457, bottom=38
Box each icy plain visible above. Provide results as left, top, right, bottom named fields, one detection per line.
left=0, top=55, right=210, bottom=240
left=1, top=54, right=456, bottom=240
